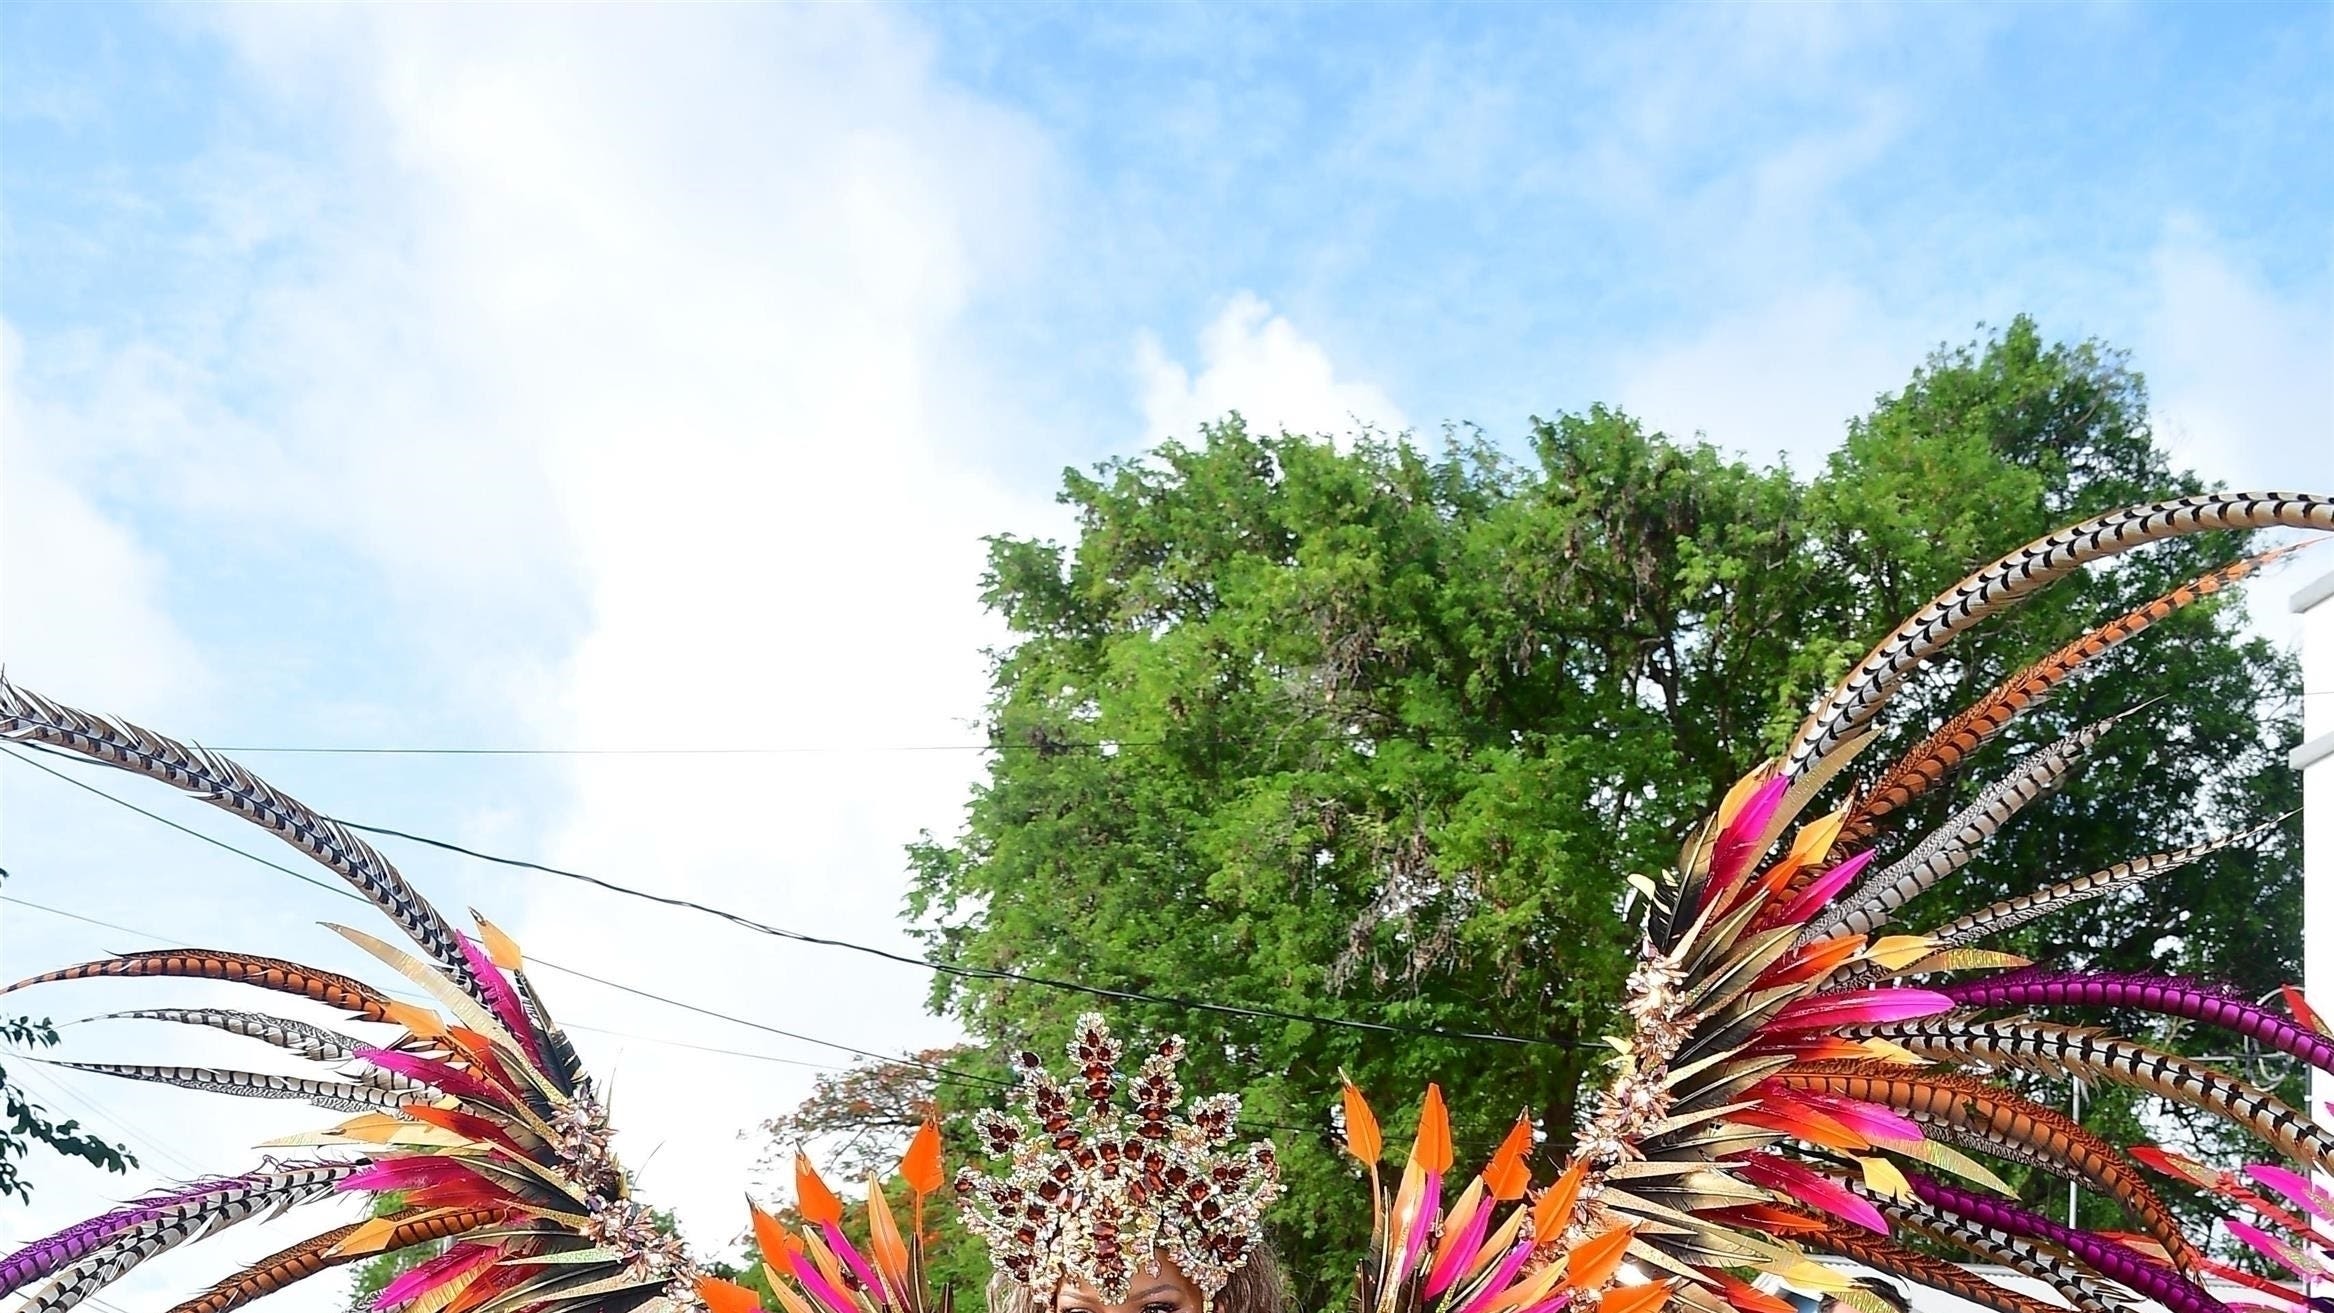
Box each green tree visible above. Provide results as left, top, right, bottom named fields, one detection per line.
left=1, top=872, right=136, bottom=1204
left=816, top=317, right=2297, bottom=1303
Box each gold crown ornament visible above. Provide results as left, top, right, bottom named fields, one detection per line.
left=954, top=1014, right=1283, bottom=1307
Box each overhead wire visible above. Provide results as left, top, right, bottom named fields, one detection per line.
left=199, top=728, right=1460, bottom=757
left=6, top=739, right=1562, bottom=1049
left=2, top=891, right=1329, bottom=1141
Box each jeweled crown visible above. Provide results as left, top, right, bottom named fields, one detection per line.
left=953, top=1014, right=1282, bottom=1307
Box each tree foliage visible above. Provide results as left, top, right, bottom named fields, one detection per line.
left=764, top=318, right=2299, bottom=1304
left=1, top=1015, right=136, bottom=1205
left=1, top=872, right=135, bottom=1205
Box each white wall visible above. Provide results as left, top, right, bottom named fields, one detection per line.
left=2294, top=564, right=2334, bottom=1304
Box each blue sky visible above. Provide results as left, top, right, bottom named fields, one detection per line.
left=2, top=3, right=2328, bottom=1307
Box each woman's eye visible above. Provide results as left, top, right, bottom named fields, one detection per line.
left=1142, top=1303, right=1179, bottom=1313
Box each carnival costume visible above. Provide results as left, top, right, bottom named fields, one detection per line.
left=702, top=1014, right=1281, bottom=1313
left=6, top=491, right=2334, bottom=1313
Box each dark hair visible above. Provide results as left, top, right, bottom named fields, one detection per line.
left=986, top=1248, right=1288, bottom=1313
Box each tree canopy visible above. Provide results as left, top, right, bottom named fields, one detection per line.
left=753, top=318, right=2300, bottom=1305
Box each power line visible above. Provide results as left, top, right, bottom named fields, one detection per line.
left=6, top=739, right=1562, bottom=1050
left=342, top=815, right=1554, bottom=1047
left=2, top=894, right=829, bottom=1075
left=2, top=893, right=1331, bottom=1141
left=198, top=729, right=1443, bottom=757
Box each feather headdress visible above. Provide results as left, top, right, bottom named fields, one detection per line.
left=698, top=1016, right=1281, bottom=1313
left=0, top=676, right=701, bottom=1313
left=1473, top=491, right=2334, bottom=1312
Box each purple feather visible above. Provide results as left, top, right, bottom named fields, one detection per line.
left=1939, top=969, right=2334, bottom=1073
left=0, top=1168, right=325, bottom=1296
left=0, top=1205, right=165, bottom=1296
left=1906, top=1170, right=2230, bottom=1313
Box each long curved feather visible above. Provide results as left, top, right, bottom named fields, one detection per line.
left=1787, top=1214, right=2067, bottom=1313
left=164, top=1208, right=505, bottom=1313
left=0, top=676, right=489, bottom=1006
left=15, top=1165, right=356, bottom=1313
left=1781, top=491, right=2334, bottom=781
left=1939, top=968, right=2334, bottom=1072
left=1901, top=1171, right=2234, bottom=1313
left=1851, top=1016, right=2334, bottom=1173
left=1839, top=546, right=2298, bottom=843
left=38, top=1059, right=428, bottom=1112
left=1807, top=711, right=2125, bottom=940
left=1925, top=818, right=2283, bottom=949
left=1774, top=1062, right=2196, bottom=1266
left=79, top=1007, right=369, bottom=1063
left=5, top=949, right=400, bottom=1021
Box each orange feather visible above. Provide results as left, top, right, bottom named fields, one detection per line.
left=795, top=1151, right=843, bottom=1226
left=1562, top=1223, right=1636, bottom=1290
left=1482, top=1113, right=1534, bottom=1200
left=751, top=1203, right=796, bottom=1273
left=1341, top=1080, right=1383, bottom=1164
left=900, top=1118, right=945, bottom=1197
left=1413, top=1084, right=1454, bottom=1175
left=1709, top=1270, right=1796, bottom=1313
left=1600, top=1280, right=1674, bottom=1313
left=1532, top=1159, right=1586, bottom=1245
left=697, top=1277, right=768, bottom=1313
left=865, top=1176, right=910, bottom=1302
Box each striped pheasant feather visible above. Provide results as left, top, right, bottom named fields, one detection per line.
left=0, top=674, right=699, bottom=1313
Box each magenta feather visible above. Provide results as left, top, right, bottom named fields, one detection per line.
left=1421, top=1193, right=1495, bottom=1298
left=1768, top=987, right=1953, bottom=1031
left=375, top=1241, right=495, bottom=1308
left=354, top=1044, right=504, bottom=1105
left=455, top=933, right=547, bottom=1069
left=1452, top=1239, right=1535, bottom=1313
left=1940, top=970, right=2334, bottom=1073
left=1738, top=1156, right=1886, bottom=1234
left=1772, top=849, right=1878, bottom=927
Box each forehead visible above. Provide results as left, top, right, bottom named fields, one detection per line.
left=1056, top=1255, right=1200, bottom=1302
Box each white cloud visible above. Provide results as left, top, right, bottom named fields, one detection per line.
left=6, top=5, right=1063, bottom=1301
left=0, top=324, right=215, bottom=715
left=1135, top=292, right=1407, bottom=446
left=1611, top=283, right=1929, bottom=472
left=2140, top=220, right=2334, bottom=496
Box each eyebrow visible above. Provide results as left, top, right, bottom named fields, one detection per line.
left=1130, top=1285, right=1181, bottom=1300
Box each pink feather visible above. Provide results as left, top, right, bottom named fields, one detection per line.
left=1452, top=1239, right=1535, bottom=1313
left=1737, top=1155, right=1888, bottom=1234
left=1395, top=1172, right=1443, bottom=1286
left=339, top=1157, right=483, bottom=1193
left=1771, top=849, right=1878, bottom=927
left=820, top=1221, right=886, bottom=1302
left=456, top=933, right=547, bottom=1069
left=1422, top=1194, right=1494, bottom=1298
left=2248, top=1164, right=2334, bottom=1223
left=374, top=1241, right=493, bottom=1308
left=783, top=1246, right=858, bottom=1313
left=2225, top=1218, right=2328, bottom=1281
left=1767, top=987, right=1953, bottom=1031
left=1705, top=776, right=1791, bottom=905
left=354, top=1045, right=503, bottom=1106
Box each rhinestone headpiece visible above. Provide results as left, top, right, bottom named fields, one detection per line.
left=954, top=1014, right=1282, bottom=1307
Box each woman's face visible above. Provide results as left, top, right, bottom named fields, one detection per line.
left=1050, top=1255, right=1205, bottom=1313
